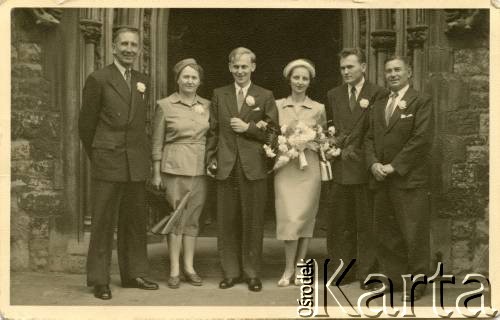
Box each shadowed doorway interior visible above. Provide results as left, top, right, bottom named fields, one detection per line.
left=165, top=9, right=343, bottom=237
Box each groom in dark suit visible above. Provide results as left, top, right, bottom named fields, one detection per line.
left=365, top=56, right=433, bottom=301
left=206, top=47, right=278, bottom=292
left=326, top=48, right=386, bottom=289
left=79, top=26, right=158, bottom=300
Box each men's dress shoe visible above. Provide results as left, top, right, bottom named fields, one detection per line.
left=184, top=272, right=203, bottom=286
left=122, top=277, right=159, bottom=290
left=219, top=277, right=242, bottom=289
left=167, top=276, right=181, bottom=289
left=247, top=278, right=262, bottom=292
left=94, top=285, right=112, bottom=300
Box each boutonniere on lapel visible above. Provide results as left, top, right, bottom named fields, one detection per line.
left=192, top=103, right=205, bottom=115
left=136, top=82, right=146, bottom=99
left=398, top=100, right=407, bottom=110
left=359, top=98, right=370, bottom=109
left=245, top=95, right=255, bottom=107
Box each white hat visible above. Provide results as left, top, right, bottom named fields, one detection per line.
left=283, top=59, right=316, bottom=79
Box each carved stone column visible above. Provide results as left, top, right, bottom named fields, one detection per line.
left=371, top=28, right=396, bottom=85
left=60, top=9, right=81, bottom=245
left=407, top=24, right=428, bottom=91
left=395, top=9, right=408, bottom=56
left=79, top=11, right=102, bottom=237
left=80, top=17, right=102, bottom=71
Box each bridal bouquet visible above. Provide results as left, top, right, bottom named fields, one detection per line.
left=263, top=120, right=342, bottom=172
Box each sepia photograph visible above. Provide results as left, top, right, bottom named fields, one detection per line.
left=2, top=2, right=497, bottom=319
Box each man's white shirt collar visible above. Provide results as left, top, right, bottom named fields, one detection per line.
left=348, top=77, right=365, bottom=99
left=386, top=84, right=410, bottom=108
left=235, top=82, right=251, bottom=97
left=114, top=59, right=131, bottom=80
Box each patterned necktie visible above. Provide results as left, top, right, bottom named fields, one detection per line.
left=237, top=88, right=244, bottom=112
left=349, top=86, right=357, bottom=112
left=385, top=92, right=398, bottom=125
left=124, top=69, right=131, bottom=90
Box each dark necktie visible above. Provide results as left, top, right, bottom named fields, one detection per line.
left=349, top=86, right=357, bottom=112
left=125, top=69, right=131, bottom=90
left=385, top=92, right=398, bottom=125
left=237, top=88, right=244, bottom=112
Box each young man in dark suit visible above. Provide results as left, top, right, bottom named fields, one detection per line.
left=365, top=56, right=433, bottom=301
left=326, top=48, right=386, bottom=290
left=79, top=26, right=158, bottom=300
left=206, top=47, right=278, bottom=292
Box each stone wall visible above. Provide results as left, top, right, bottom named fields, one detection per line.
left=11, top=10, right=63, bottom=271
left=431, top=29, right=489, bottom=276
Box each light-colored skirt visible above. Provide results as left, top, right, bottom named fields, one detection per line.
left=153, top=173, right=207, bottom=236
left=274, top=149, right=321, bottom=240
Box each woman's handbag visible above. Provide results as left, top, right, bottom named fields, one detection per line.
left=319, top=149, right=333, bottom=181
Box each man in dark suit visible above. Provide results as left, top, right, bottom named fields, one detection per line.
left=79, top=26, right=158, bottom=300
left=206, top=47, right=278, bottom=292
left=326, top=48, right=386, bottom=290
left=365, top=56, right=433, bottom=301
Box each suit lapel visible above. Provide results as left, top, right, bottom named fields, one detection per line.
left=375, top=97, right=389, bottom=129
left=107, top=64, right=131, bottom=105
left=239, top=84, right=259, bottom=120
left=386, top=88, right=418, bottom=132
left=128, top=72, right=140, bottom=123
left=223, top=86, right=238, bottom=118
left=339, top=84, right=351, bottom=115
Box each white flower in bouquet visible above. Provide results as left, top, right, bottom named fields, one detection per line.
left=277, top=135, right=287, bottom=145
left=287, top=148, right=299, bottom=159
left=281, top=124, right=288, bottom=134
left=328, top=126, right=336, bottom=136
left=278, top=144, right=289, bottom=153
left=317, top=125, right=323, bottom=134
left=263, top=144, right=276, bottom=158
left=274, top=155, right=291, bottom=170
left=288, top=123, right=316, bottom=148
left=319, top=132, right=326, bottom=140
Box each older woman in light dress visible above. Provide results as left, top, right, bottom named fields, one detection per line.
left=151, top=58, right=210, bottom=289
left=274, top=59, right=326, bottom=287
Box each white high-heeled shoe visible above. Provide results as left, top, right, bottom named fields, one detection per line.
left=278, top=273, right=294, bottom=287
